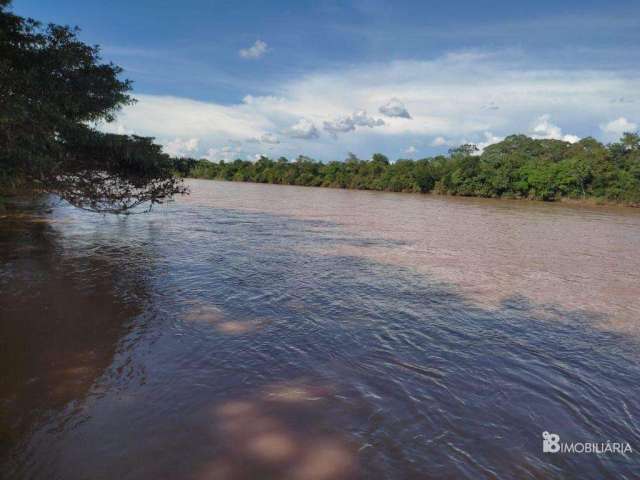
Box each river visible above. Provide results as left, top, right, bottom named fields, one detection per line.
left=1, top=179, right=639, bottom=479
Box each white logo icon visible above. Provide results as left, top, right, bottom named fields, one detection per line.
left=543, top=431, right=560, bottom=453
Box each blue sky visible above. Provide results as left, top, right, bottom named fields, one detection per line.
left=13, top=0, right=640, bottom=160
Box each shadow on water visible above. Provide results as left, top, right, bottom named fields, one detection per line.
left=0, top=205, right=154, bottom=462
left=1, top=198, right=639, bottom=479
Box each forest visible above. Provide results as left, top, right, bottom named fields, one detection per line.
left=185, top=133, right=640, bottom=205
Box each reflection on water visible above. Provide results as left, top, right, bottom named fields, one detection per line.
left=199, top=381, right=358, bottom=479
left=185, top=304, right=266, bottom=335
left=0, top=208, right=151, bottom=453
left=1, top=181, right=639, bottom=479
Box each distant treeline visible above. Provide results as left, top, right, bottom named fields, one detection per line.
left=179, top=134, right=640, bottom=205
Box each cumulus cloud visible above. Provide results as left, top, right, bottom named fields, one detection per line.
left=323, top=117, right=355, bottom=135
left=601, top=117, right=638, bottom=137
left=379, top=98, right=412, bottom=119
left=404, top=146, right=417, bottom=156
left=163, top=137, right=199, bottom=156
left=324, top=110, right=384, bottom=136
left=285, top=118, right=319, bottom=139
left=239, top=40, right=268, bottom=59
left=431, top=136, right=450, bottom=147
left=352, top=110, right=385, bottom=128
left=530, top=114, right=580, bottom=143
left=102, top=50, right=640, bottom=160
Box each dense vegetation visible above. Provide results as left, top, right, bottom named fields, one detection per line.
left=187, top=134, right=640, bottom=205
left=0, top=0, right=185, bottom=213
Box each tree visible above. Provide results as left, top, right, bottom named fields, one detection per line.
left=621, top=132, right=640, bottom=151
left=448, top=144, right=479, bottom=157
left=0, top=0, right=186, bottom=213
left=371, top=153, right=389, bottom=165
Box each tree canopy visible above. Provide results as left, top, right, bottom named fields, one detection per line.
left=0, top=0, right=185, bottom=213
left=188, top=134, right=640, bottom=205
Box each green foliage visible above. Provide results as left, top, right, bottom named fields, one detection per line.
left=0, top=1, right=185, bottom=212
left=188, top=134, right=640, bottom=205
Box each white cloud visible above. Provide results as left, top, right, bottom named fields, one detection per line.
left=404, top=145, right=417, bottom=156
left=245, top=132, right=280, bottom=144
left=239, top=40, right=268, bottom=60
left=324, top=110, right=384, bottom=136
left=530, top=114, right=580, bottom=143
left=601, top=117, right=638, bottom=137
left=285, top=118, right=319, bottom=139
left=163, top=137, right=199, bottom=156
left=323, top=117, right=355, bottom=135
left=260, top=133, right=280, bottom=144
left=476, top=132, right=504, bottom=153
left=379, top=98, right=412, bottom=119
left=352, top=110, right=385, bottom=128
left=481, top=101, right=500, bottom=111
left=105, top=122, right=133, bottom=135
left=431, top=136, right=450, bottom=147
left=103, top=50, right=640, bottom=160
left=430, top=132, right=502, bottom=152
left=103, top=94, right=269, bottom=139
left=205, top=144, right=243, bottom=161
left=428, top=131, right=502, bottom=153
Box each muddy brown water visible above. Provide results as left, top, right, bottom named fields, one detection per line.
left=1, top=179, right=639, bottom=479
